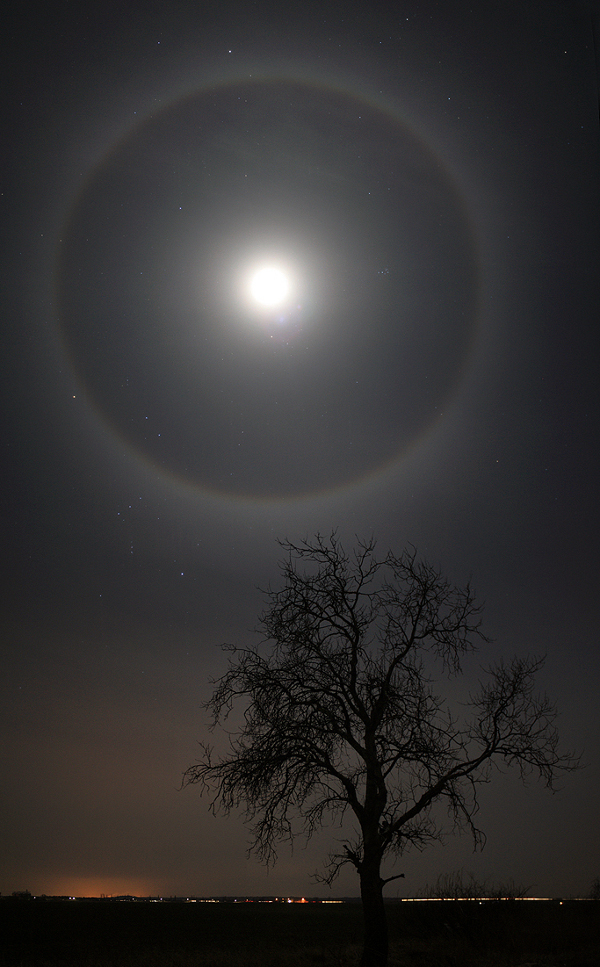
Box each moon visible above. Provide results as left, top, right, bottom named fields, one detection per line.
left=249, top=266, right=290, bottom=307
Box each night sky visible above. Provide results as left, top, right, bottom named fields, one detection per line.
left=2, top=1, right=599, bottom=900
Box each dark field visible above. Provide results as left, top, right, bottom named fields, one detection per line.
left=1, top=898, right=599, bottom=966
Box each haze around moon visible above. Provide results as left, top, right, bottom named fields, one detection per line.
left=56, top=80, right=478, bottom=499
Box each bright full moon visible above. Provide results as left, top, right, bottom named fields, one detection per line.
left=249, top=266, right=290, bottom=306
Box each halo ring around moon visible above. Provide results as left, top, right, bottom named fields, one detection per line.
left=55, top=77, right=481, bottom=503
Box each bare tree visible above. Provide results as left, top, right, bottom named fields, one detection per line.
left=589, top=877, right=600, bottom=900
left=183, top=534, right=578, bottom=967
left=429, top=869, right=529, bottom=900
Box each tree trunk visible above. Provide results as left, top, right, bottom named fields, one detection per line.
left=359, top=861, right=388, bottom=967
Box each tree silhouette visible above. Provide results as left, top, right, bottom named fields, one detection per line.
left=183, top=534, right=578, bottom=967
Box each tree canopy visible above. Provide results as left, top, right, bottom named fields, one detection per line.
left=184, top=534, right=578, bottom=967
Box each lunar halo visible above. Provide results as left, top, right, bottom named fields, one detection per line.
left=55, top=75, right=480, bottom=504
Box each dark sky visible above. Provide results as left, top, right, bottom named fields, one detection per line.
left=2, top=0, right=599, bottom=899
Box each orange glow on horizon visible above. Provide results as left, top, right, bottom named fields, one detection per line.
left=41, top=876, right=162, bottom=898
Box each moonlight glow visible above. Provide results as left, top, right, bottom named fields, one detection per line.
left=249, top=266, right=290, bottom=306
